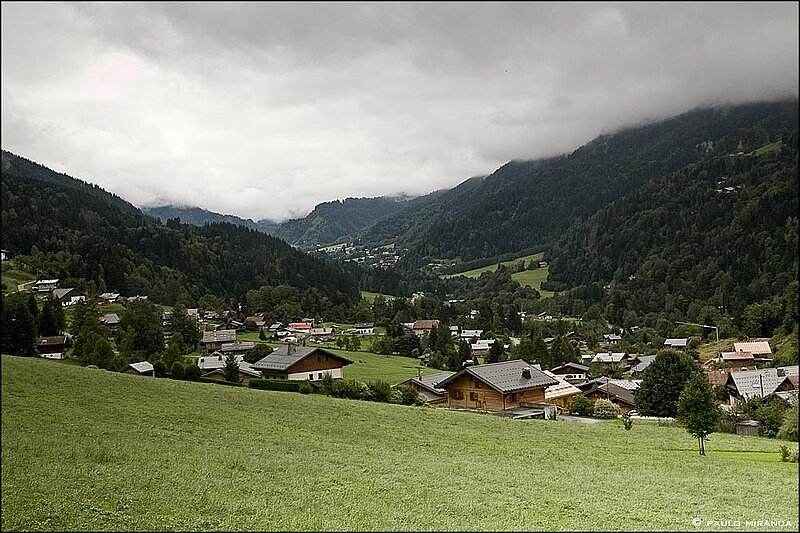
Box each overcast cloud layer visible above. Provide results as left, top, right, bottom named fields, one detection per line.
left=2, top=2, right=798, bottom=221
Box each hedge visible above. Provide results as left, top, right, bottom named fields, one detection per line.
left=249, top=379, right=302, bottom=392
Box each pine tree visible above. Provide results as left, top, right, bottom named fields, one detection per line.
left=1, top=293, right=37, bottom=356
left=636, top=350, right=699, bottom=417
left=222, top=353, right=241, bottom=383
left=486, top=340, right=505, bottom=364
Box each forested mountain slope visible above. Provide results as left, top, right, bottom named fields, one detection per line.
left=359, top=100, right=798, bottom=268
left=142, top=205, right=280, bottom=235
left=544, top=132, right=798, bottom=322
left=0, top=152, right=360, bottom=304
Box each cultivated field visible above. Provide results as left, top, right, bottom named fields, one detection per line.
left=441, top=252, right=555, bottom=297
left=2, top=356, right=798, bottom=531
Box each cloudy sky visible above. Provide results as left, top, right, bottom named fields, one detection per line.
left=2, top=2, right=798, bottom=221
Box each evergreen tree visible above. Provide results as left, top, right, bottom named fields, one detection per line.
left=636, top=350, right=700, bottom=417
left=1, top=293, right=37, bottom=356
left=120, top=299, right=165, bottom=359
left=38, top=299, right=65, bottom=336
left=531, top=335, right=551, bottom=368
left=222, top=353, right=241, bottom=383
left=170, top=303, right=201, bottom=353
left=678, top=372, right=720, bottom=456
left=70, top=299, right=100, bottom=337
left=486, top=340, right=506, bottom=364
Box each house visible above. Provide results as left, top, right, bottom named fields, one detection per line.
left=449, top=325, right=460, bottom=337
left=245, top=316, right=266, bottom=328
left=470, top=339, right=495, bottom=356
left=583, top=381, right=637, bottom=414
left=469, top=310, right=480, bottom=320
left=201, top=360, right=261, bottom=385
left=51, top=288, right=85, bottom=307
left=630, top=355, right=657, bottom=378
left=289, top=322, right=313, bottom=332
left=308, top=327, right=335, bottom=342
left=732, top=341, right=772, bottom=363
left=535, top=311, right=553, bottom=321
left=590, top=352, right=629, bottom=370
left=201, top=329, right=237, bottom=353
left=97, top=292, right=120, bottom=305
left=35, top=279, right=59, bottom=293
left=716, top=351, right=756, bottom=369
left=434, top=359, right=559, bottom=413
left=268, top=322, right=284, bottom=332
left=197, top=352, right=244, bottom=371
left=550, top=363, right=590, bottom=384
left=663, top=338, right=689, bottom=350
left=704, top=368, right=732, bottom=388
left=37, top=335, right=68, bottom=359
left=100, top=313, right=120, bottom=330
left=542, top=370, right=582, bottom=409
left=127, top=295, right=148, bottom=302
left=186, top=308, right=200, bottom=322
left=351, top=323, right=375, bottom=335
left=126, top=361, right=154, bottom=376
left=0, top=249, right=9, bottom=261
left=724, top=367, right=796, bottom=407
left=251, top=345, right=353, bottom=382
left=459, top=329, right=483, bottom=342
left=411, top=320, right=440, bottom=337
left=218, top=342, right=255, bottom=356
left=603, top=333, right=622, bottom=343
left=397, top=372, right=453, bottom=405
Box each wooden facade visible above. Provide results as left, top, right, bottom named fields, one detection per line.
left=444, top=374, right=546, bottom=411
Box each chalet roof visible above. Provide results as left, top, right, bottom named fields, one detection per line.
left=587, top=382, right=637, bottom=407
left=733, top=341, right=772, bottom=356
left=631, top=355, right=657, bottom=373
left=219, top=342, right=255, bottom=352
left=36, top=279, right=59, bottom=284
left=201, top=360, right=260, bottom=378
left=353, top=323, right=374, bottom=329
left=37, top=335, right=67, bottom=346
left=128, top=361, right=154, bottom=374
left=542, top=370, right=583, bottom=400
left=246, top=316, right=265, bottom=324
left=727, top=368, right=792, bottom=401
left=412, top=320, right=440, bottom=330
left=251, top=345, right=353, bottom=372
left=289, top=322, right=313, bottom=330
left=404, top=372, right=454, bottom=394
left=52, top=288, right=81, bottom=299
left=705, top=369, right=731, bottom=387
left=779, top=365, right=799, bottom=376
left=436, top=359, right=558, bottom=395
left=309, top=328, right=334, bottom=335
left=202, top=329, right=237, bottom=344
left=98, top=292, right=120, bottom=300
left=720, top=351, right=753, bottom=361
left=101, top=313, right=120, bottom=325
left=591, top=352, right=627, bottom=364
left=550, top=362, right=590, bottom=373
left=197, top=353, right=244, bottom=371
left=460, top=329, right=483, bottom=338
left=664, top=338, right=689, bottom=348
left=608, top=379, right=641, bottom=391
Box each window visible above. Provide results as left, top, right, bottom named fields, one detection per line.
left=317, top=373, right=322, bottom=379
left=510, top=393, right=518, bottom=402
left=470, top=392, right=478, bottom=401
left=452, top=390, right=464, bottom=400
left=309, top=374, right=314, bottom=380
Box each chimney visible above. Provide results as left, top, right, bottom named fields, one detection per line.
left=522, top=367, right=531, bottom=379
left=288, top=343, right=296, bottom=356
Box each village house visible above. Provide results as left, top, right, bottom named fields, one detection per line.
left=630, top=355, right=657, bottom=378
left=100, top=313, right=120, bottom=331
left=201, top=329, right=237, bottom=353
left=218, top=341, right=255, bottom=357
left=51, top=287, right=85, bottom=307
left=197, top=352, right=244, bottom=371
left=35, top=279, right=59, bottom=293
left=97, top=292, right=120, bottom=305
left=351, top=323, right=375, bottom=335
left=435, top=359, right=559, bottom=413
left=582, top=380, right=637, bottom=414
left=0, top=249, right=9, bottom=261
left=724, top=366, right=797, bottom=407
left=542, top=370, right=583, bottom=409
left=732, top=341, right=773, bottom=363
left=397, top=371, right=453, bottom=405
left=411, top=319, right=440, bottom=337
left=308, top=327, right=335, bottom=342
left=459, top=329, right=484, bottom=342
left=535, top=311, right=553, bottom=321
left=470, top=338, right=495, bottom=357
left=37, top=335, right=68, bottom=359
left=201, top=360, right=261, bottom=385
left=251, top=345, right=353, bottom=383
left=716, top=351, right=756, bottom=369
left=245, top=315, right=266, bottom=328
left=663, top=338, right=689, bottom=350
left=603, top=333, right=623, bottom=343
left=565, top=331, right=584, bottom=343
left=125, top=361, right=154, bottom=376
left=590, top=352, right=629, bottom=370
left=549, top=362, right=590, bottom=384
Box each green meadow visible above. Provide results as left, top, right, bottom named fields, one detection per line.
left=2, top=355, right=798, bottom=532
left=441, top=252, right=555, bottom=298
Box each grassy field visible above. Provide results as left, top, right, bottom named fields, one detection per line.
left=360, top=291, right=398, bottom=302
left=441, top=252, right=555, bottom=298
left=332, top=348, right=444, bottom=384
left=2, top=356, right=798, bottom=531
left=0, top=266, right=37, bottom=294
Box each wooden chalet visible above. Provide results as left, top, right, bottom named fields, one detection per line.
left=37, top=335, right=68, bottom=360
left=435, top=359, right=559, bottom=413
left=201, top=329, right=237, bottom=353
left=251, top=345, right=353, bottom=382
left=397, top=372, right=453, bottom=405
left=583, top=381, right=637, bottom=414
left=550, top=362, right=589, bottom=384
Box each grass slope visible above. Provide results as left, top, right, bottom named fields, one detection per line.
left=2, top=356, right=798, bottom=532
left=442, top=252, right=554, bottom=298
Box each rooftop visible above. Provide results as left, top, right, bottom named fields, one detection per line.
left=436, top=359, right=558, bottom=394
left=251, top=345, right=352, bottom=372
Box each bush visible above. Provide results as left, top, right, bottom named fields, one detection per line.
left=249, top=379, right=301, bottom=392
left=169, top=361, right=185, bottom=380
left=396, top=384, right=424, bottom=406
left=592, top=399, right=620, bottom=419
left=622, top=411, right=633, bottom=430
left=366, top=380, right=392, bottom=403
left=184, top=363, right=202, bottom=381
left=569, top=394, right=592, bottom=416
left=777, top=403, right=798, bottom=442
left=329, top=379, right=367, bottom=400
left=779, top=444, right=799, bottom=463
left=756, top=399, right=788, bottom=438
left=152, top=359, right=167, bottom=378
left=298, top=380, right=313, bottom=394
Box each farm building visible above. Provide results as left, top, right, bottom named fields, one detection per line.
left=37, top=336, right=68, bottom=360
left=126, top=361, right=154, bottom=376
left=397, top=372, right=453, bottom=405
left=435, top=359, right=558, bottom=413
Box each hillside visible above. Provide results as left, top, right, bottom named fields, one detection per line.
left=142, top=205, right=280, bottom=234
left=357, top=100, right=798, bottom=268
left=545, top=132, right=798, bottom=321
left=273, top=196, right=410, bottom=249
left=2, top=356, right=798, bottom=531
left=0, top=151, right=360, bottom=304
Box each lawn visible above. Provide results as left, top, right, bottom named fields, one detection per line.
left=360, top=291, right=398, bottom=302
left=0, top=266, right=37, bottom=294
left=441, top=252, right=555, bottom=298
left=332, top=348, right=445, bottom=384
left=2, top=356, right=798, bottom=531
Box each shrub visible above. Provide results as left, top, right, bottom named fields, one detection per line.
left=330, top=379, right=367, bottom=400
left=298, top=380, right=313, bottom=394
left=169, top=361, right=185, bottom=380
left=396, top=384, right=424, bottom=406
left=622, top=411, right=633, bottom=430
left=366, top=380, right=392, bottom=403
left=249, top=379, right=301, bottom=392
left=569, top=394, right=592, bottom=416
left=592, top=399, right=620, bottom=419
left=152, top=359, right=167, bottom=378
left=184, top=363, right=202, bottom=381
left=777, top=402, right=798, bottom=442
left=755, top=399, right=788, bottom=438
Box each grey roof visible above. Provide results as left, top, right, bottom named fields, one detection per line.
left=219, top=341, right=255, bottom=352
left=37, top=335, right=67, bottom=346
left=551, top=362, right=590, bottom=373
left=436, top=359, right=558, bottom=394
left=727, top=368, right=792, bottom=401
left=403, top=372, right=454, bottom=393
left=52, top=288, right=81, bottom=299
left=664, top=338, right=689, bottom=348
left=102, top=313, right=120, bottom=325
left=197, top=353, right=244, bottom=370
left=779, top=365, right=799, bottom=376
left=632, top=355, right=657, bottom=373
left=202, top=329, right=237, bottom=344
left=201, top=360, right=261, bottom=378
left=591, top=352, right=627, bottom=363
left=251, top=345, right=353, bottom=372
left=128, top=361, right=154, bottom=374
